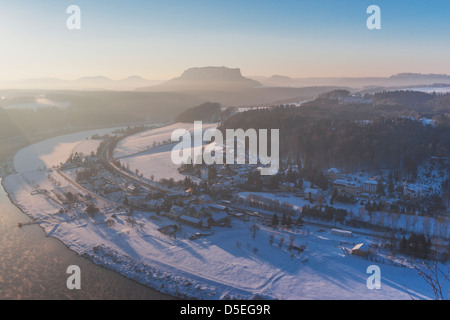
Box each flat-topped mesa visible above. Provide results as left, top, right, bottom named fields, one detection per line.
left=142, top=66, right=261, bottom=91
left=179, top=66, right=247, bottom=82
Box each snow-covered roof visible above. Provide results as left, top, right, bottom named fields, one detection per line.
left=282, top=182, right=295, bottom=187
left=208, top=204, right=227, bottom=211
left=179, top=215, right=202, bottom=225
left=327, top=168, right=340, bottom=174
left=170, top=205, right=184, bottom=214
left=304, top=187, right=319, bottom=194
left=331, top=229, right=353, bottom=237
left=405, top=183, right=432, bottom=192
left=210, top=212, right=229, bottom=222
left=144, top=199, right=162, bottom=206
left=333, top=179, right=357, bottom=187
left=352, top=243, right=369, bottom=253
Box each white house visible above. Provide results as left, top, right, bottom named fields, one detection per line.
left=333, top=179, right=359, bottom=195
left=351, top=243, right=370, bottom=257
left=326, top=168, right=341, bottom=180
left=362, top=180, right=378, bottom=194
left=403, top=183, right=433, bottom=199
left=304, top=187, right=319, bottom=200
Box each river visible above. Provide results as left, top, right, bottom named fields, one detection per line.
left=0, top=182, right=173, bottom=300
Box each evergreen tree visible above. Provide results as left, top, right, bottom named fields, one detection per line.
left=388, top=179, right=394, bottom=195
left=297, top=178, right=303, bottom=189
left=271, top=214, right=279, bottom=227
left=286, top=215, right=293, bottom=228
left=399, top=236, right=407, bottom=252
left=376, top=180, right=385, bottom=196
left=281, top=213, right=287, bottom=226
left=85, top=204, right=99, bottom=218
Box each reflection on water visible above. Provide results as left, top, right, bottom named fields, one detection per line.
left=0, top=180, right=173, bottom=300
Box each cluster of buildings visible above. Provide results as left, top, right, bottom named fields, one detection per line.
left=327, top=168, right=381, bottom=197
left=162, top=202, right=231, bottom=228
left=402, top=183, right=434, bottom=199
left=337, top=94, right=372, bottom=105
left=327, top=167, right=439, bottom=200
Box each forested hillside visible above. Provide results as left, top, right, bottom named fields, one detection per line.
left=220, top=91, right=450, bottom=173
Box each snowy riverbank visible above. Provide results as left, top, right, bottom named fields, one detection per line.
left=2, top=126, right=446, bottom=300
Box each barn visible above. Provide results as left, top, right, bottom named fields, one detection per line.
left=351, top=243, right=370, bottom=257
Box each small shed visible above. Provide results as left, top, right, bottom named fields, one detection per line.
left=351, top=243, right=370, bottom=257
left=126, top=183, right=137, bottom=194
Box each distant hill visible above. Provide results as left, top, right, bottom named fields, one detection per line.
left=264, top=75, right=296, bottom=87
left=0, top=76, right=163, bottom=90
left=138, top=66, right=346, bottom=106
left=251, top=73, right=450, bottom=89
left=390, top=73, right=450, bottom=80
left=139, top=66, right=261, bottom=92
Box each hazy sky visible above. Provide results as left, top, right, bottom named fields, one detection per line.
left=1, top=0, right=450, bottom=81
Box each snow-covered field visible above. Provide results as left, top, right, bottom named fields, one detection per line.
left=114, top=122, right=217, bottom=182
left=13, top=127, right=119, bottom=172
left=2, top=125, right=448, bottom=300
left=114, top=122, right=217, bottom=159
left=117, top=143, right=187, bottom=182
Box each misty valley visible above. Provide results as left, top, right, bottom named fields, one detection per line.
left=1, top=67, right=449, bottom=301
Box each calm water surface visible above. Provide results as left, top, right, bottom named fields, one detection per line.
left=0, top=179, right=174, bottom=300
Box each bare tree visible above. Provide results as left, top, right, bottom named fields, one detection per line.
left=414, top=261, right=449, bottom=300
left=279, top=237, right=285, bottom=249
left=250, top=224, right=259, bottom=240
left=289, top=235, right=295, bottom=251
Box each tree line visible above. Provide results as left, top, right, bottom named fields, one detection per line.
left=219, top=91, right=450, bottom=174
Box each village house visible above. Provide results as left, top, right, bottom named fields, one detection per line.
left=304, top=187, right=320, bottom=200
left=351, top=243, right=370, bottom=257
left=126, top=183, right=138, bottom=195
left=281, top=182, right=296, bottom=192
left=188, top=204, right=211, bottom=218
left=127, top=194, right=148, bottom=207
left=208, top=211, right=230, bottom=226
left=179, top=215, right=203, bottom=228
left=326, top=168, right=341, bottom=180
left=362, top=180, right=378, bottom=194
left=403, top=183, right=433, bottom=199
left=165, top=205, right=185, bottom=220
left=143, top=199, right=163, bottom=210
left=333, top=179, right=359, bottom=195
left=208, top=203, right=229, bottom=212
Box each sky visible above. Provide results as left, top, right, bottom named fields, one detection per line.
left=1, top=0, right=450, bottom=81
